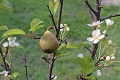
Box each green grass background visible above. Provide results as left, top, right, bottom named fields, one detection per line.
left=0, top=0, right=120, bottom=80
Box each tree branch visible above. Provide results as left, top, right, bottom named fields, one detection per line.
left=100, top=14, right=120, bottom=21
left=47, top=5, right=58, bottom=35
left=48, top=0, right=64, bottom=80
left=57, top=0, right=63, bottom=35
left=23, top=55, right=28, bottom=80
left=84, top=0, right=94, bottom=22
left=84, top=0, right=97, bottom=15
left=0, top=47, right=8, bottom=71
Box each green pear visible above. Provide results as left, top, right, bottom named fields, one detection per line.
left=39, top=30, right=59, bottom=54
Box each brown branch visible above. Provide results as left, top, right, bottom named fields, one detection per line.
left=0, top=47, right=8, bottom=71
left=57, top=0, right=63, bottom=38
left=23, top=55, right=28, bottom=80
left=41, top=57, right=51, bottom=65
left=48, top=0, right=64, bottom=80
left=84, top=0, right=94, bottom=22
left=48, top=53, right=56, bottom=80
left=47, top=5, right=58, bottom=35
left=84, top=0, right=97, bottom=15
left=100, top=14, right=120, bottom=21
left=27, top=32, right=41, bottom=39
left=84, top=46, right=92, bottom=53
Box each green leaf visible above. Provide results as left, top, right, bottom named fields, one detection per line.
left=54, top=1, right=59, bottom=14
left=0, top=0, right=13, bottom=12
left=2, top=29, right=25, bottom=37
left=88, top=74, right=95, bottom=80
left=114, top=67, right=120, bottom=72
left=0, top=57, right=2, bottom=64
left=56, top=44, right=66, bottom=57
left=78, top=56, right=95, bottom=74
left=101, top=39, right=108, bottom=47
left=0, top=25, right=8, bottom=30
left=49, top=0, right=59, bottom=15
left=17, top=46, right=24, bottom=49
left=66, top=43, right=78, bottom=49
left=49, top=1, right=54, bottom=14
left=107, top=47, right=116, bottom=55
left=29, top=18, right=43, bottom=32
left=11, top=72, right=21, bottom=79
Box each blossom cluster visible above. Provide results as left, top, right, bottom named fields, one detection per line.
left=2, top=37, right=20, bottom=48
left=87, top=19, right=114, bottom=44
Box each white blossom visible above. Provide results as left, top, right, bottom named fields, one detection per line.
left=52, top=75, right=57, bottom=80
left=108, top=40, right=112, bottom=44
left=87, top=29, right=105, bottom=44
left=103, top=30, right=106, bottom=34
left=0, top=70, right=9, bottom=77
left=2, top=42, right=8, bottom=47
left=105, top=19, right=114, bottom=26
left=66, top=27, right=70, bottom=31
left=111, top=56, right=115, bottom=60
left=97, top=70, right=102, bottom=76
left=87, top=21, right=103, bottom=27
left=106, top=56, right=110, bottom=61
left=78, top=53, right=84, bottom=58
left=8, top=37, right=20, bottom=47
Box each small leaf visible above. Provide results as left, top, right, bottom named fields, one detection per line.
left=30, top=18, right=43, bottom=27
left=0, top=25, right=8, bottom=30
left=54, top=1, right=59, bottom=14
left=29, top=25, right=43, bottom=32
left=49, top=1, right=54, bottom=14
left=0, top=57, right=2, bottom=63
left=11, top=72, right=21, bottom=79
left=66, top=43, right=78, bottom=49
left=2, top=29, right=25, bottom=37
left=78, top=56, right=95, bottom=74
left=114, top=67, right=120, bottom=72
left=56, top=44, right=66, bottom=57
left=17, top=46, right=24, bottom=49
left=0, top=0, right=13, bottom=12
left=29, top=18, right=43, bottom=32
left=88, top=74, right=95, bottom=80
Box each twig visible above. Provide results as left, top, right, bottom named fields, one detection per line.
left=0, top=47, right=8, bottom=71
left=47, top=5, right=58, bottom=35
left=47, top=0, right=64, bottom=80
left=48, top=53, right=56, bottom=80
left=41, top=57, right=51, bottom=65
left=23, top=55, right=28, bottom=80
left=100, top=14, right=120, bottom=21
left=84, top=0, right=95, bottom=29
left=27, top=32, right=41, bottom=39
left=84, top=0, right=96, bottom=15
left=84, top=46, right=92, bottom=53
left=57, top=0, right=63, bottom=38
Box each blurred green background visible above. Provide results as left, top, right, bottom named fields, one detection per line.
left=0, top=0, right=120, bottom=80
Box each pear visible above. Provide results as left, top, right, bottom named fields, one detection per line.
left=39, top=30, right=59, bottom=54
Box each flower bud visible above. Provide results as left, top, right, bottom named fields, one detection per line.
left=105, top=19, right=114, bottom=26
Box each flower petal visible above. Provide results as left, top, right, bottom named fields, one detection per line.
left=78, top=53, right=84, bottom=58
left=99, top=35, right=105, bottom=39
left=93, top=39, right=99, bottom=44
left=3, top=42, right=8, bottom=47
left=87, top=37, right=94, bottom=41
left=87, top=24, right=93, bottom=26
left=92, top=29, right=100, bottom=37
left=15, top=42, right=20, bottom=46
